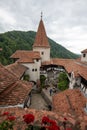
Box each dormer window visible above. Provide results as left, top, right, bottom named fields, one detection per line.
left=41, top=52, right=44, bottom=55
left=83, top=53, right=86, bottom=57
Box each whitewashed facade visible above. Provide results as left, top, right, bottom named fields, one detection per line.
left=22, top=59, right=41, bottom=82
left=33, top=47, right=50, bottom=62
left=81, top=49, right=87, bottom=62
left=81, top=53, right=87, bottom=62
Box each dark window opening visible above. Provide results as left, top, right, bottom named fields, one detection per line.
left=32, top=69, right=34, bottom=71
left=35, top=69, right=37, bottom=71
left=83, top=53, right=86, bottom=57
left=41, top=52, right=44, bottom=55
left=36, top=59, right=39, bottom=62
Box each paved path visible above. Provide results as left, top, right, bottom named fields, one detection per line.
left=29, top=93, right=48, bottom=110
left=42, top=87, right=53, bottom=101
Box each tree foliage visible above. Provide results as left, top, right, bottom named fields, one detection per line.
left=58, top=72, right=69, bottom=91
left=40, top=75, right=46, bottom=88
left=23, top=74, right=30, bottom=81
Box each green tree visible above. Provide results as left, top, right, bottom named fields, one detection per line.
left=40, top=75, right=46, bottom=88
left=58, top=72, right=69, bottom=91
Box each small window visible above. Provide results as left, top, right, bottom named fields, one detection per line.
left=36, top=59, right=39, bottom=62
left=35, top=69, right=37, bottom=71
left=83, top=53, right=86, bottom=57
left=41, top=52, right=44, bottom=55
left=32, top=69, right=34, bottom=71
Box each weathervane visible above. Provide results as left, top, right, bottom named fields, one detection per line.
left=41, top=12, right=43, bottom=19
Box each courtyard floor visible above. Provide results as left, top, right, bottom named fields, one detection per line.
left=29, top=93, right=49, bottom=110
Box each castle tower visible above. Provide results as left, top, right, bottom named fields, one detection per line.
left=33, top=13, right=50, bottom=62
left=81, top=49, right=87, bottom=62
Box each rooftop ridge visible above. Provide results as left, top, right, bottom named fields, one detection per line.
left=66, top=95, right=76, bottom=115
left=0, top=82, right=18, bottom=97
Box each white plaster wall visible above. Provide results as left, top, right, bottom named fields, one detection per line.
left=22, top=59, right=41, bottom=82
left=81, top=83, right=84, bottom=89
left=69, top=72, right=76, bottom=89
left=33, top=47, right=50, bottom=62
left=83, top=87, right=85, bottom=92
left=85, top=89, right=87, bottom=94
left=81, top=83, right=87, bottom=95
left=81, top=53, right=87, bottom=62
left=69, top=79, right=76, bottom=89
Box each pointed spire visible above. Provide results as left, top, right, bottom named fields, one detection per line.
left=33, top=14, right=50, bottom=48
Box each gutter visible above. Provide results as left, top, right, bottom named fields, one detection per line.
left=0, top=104, right=24, bottom=109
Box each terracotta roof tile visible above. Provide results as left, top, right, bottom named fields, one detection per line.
left=11, top=50, right=41, bottom=63
left=76, top=57, right=81, bottom=62
left=0, top=63, right=32, bottom=106
left=0, top=80, right=32, bottom=106
left=64, top=61, right=87, bottom=80
left=17, top=58, right=34, bottom=63
left=52, top=58, right=74, bottom=67
left=53, top=89, right=87, bottom=116
left=42, top=58, right=74, bottom=66
left=6, top=63, right=28, bottom=79
left=0, top=64, right=18, bottom=93
left=33, top=19, right=50, bottom=48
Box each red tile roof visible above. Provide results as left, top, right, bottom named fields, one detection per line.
left=17, top=58, right=34, bottom=63
left=42, top=58, right=74, bottom=66
left=0, top=64, right=18, bottom=93
left=0, top=80, right=32, bottom=106
left=64, top=61, right=87, bottom=79
left=6, top=62, right=28, bottom=79
left=11, top=50, right=41, bottom=63
left=52, top=58, right=74, bottom=67
left=33, top=19, right=50, bottom=48
left=42, top=58, right=87, bottom=80
left=53, top=89, right=87, bottom=116
left=0, top=63, right=32, bottom=106
left=81, top=49, right=87, bottom=53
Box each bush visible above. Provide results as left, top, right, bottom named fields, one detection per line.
left=23, top=75, right=30, bottom=81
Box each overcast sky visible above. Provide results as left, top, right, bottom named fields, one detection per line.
left=0, top=0, right=87, bottom=54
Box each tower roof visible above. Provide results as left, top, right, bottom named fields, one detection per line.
left=33, top=17, right=50, bottom=48
left=81, top=49, right=87, bottom=53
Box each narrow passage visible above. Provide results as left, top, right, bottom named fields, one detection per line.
left=29, top=93, right=48, bottom=110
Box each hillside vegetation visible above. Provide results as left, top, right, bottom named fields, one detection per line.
left=0, top=31, right=79, bottom=65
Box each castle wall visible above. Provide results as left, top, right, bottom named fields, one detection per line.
left=22, top=59, right=41, bottom=82
left=81, top=53, right=87, bottom=62
left=33, top=47, right=50, bottom=62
